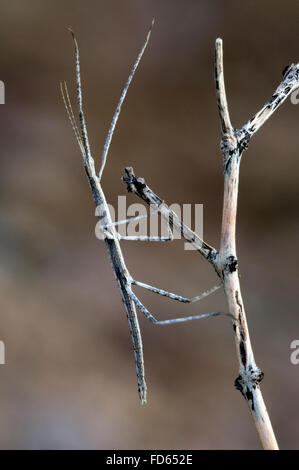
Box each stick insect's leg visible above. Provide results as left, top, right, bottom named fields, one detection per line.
left=119, top=212, right=174, bottom=242
left=103, top=213, right=151, bottom=230
left=131, top=280, right=221, bottom=303
left=101, top=211, right=172, bottom=241
left=102, top=232, right=173, bottom=242
left=127, top=289, right=231, bottom=325
left=120, top=235, right=173, bottom=242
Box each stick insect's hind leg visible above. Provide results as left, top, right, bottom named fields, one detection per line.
left=131, top=279, right=221, bottom=304
left=127, top=289, right=231, bottom=325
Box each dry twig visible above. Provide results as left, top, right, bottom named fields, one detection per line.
left=122, top=37, right=299, bottom=450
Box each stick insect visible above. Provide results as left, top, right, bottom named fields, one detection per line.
left=61, top=22, right=227, bottom=404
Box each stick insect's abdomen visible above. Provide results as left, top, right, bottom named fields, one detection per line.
left=105, top=238, right=147, bottom=404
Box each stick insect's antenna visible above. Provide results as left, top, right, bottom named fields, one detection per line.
left=60, top=81, right=85, bottom=156
left=98, top=19, right=155, bottom=181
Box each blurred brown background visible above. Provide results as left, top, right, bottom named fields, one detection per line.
left=0, top=0, right=299, bottom=450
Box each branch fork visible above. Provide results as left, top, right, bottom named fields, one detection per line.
left=122, top=36, right=299, bottom=450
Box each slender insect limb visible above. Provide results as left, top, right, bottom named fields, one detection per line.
left=122, top=167, right=220, bottom=274
left=68, top=28, right=98, bottom=187
left=119, top=235, right=173, bottom=242
left=102, top=207, right=159, bottom=231
left=100, top=232, right=173, bottom=242
left=99, top=19, right=155, bottom=180
left=131, top=280, right=221, bottom=304
left=103, top=212, right=152, bottom=230
left=128, top=289, right=231, bottom=325
left=100, top=214, right=152, bottom=239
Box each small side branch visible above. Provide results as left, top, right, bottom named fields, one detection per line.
left=68, top=28, right=94, bottom=170
left=128, top=289, right=231, bottom=325
left=131, top=279, right=221, bottom=304
left=215, top=38, right=234, bottom=139
left=214, top=38, right=279, bottom=450
left=237, top=63, right=299, bottom=150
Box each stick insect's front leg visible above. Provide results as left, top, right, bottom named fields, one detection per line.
left=122, top=167, right=220, bottom=275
